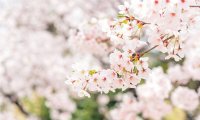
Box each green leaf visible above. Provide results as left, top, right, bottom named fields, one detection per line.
left=122, top=19, right=128, bottom=24
left=22, top=94, right=51, bottom=120
left=88, top=70, right=97, bottom=76
left=117, top=13, right=125, bottom=18
left=71, top=95, right=104, bottom=120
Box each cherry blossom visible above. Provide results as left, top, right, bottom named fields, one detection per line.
left=104, top=0, right=200, bottom=61
left=66, top=46, right=151, bottom=96
left=1, top=0, right=200, bottom=119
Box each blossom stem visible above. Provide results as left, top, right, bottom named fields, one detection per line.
left=126, top=15, right=150, bottom=25
left=163, top=35, right=175, bottom=42
left=140, top=45, right=159, bottom=56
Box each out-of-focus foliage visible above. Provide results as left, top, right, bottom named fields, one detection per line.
left=71, top=95, right=104, bottom=120
left=164, top=107, right=186, bottom=120
left=22, top=94, right=51, bottom=120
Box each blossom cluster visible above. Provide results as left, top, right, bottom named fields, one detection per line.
left=103, top=0, right=200, bottom=61
left=66, top=0, right=200, bottom=97
left=66, top=40, right=151, bottom=97
left=67, top=19, right=113, bottom=57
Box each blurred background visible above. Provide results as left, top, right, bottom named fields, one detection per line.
left=0, top=0, right=122, bottom=120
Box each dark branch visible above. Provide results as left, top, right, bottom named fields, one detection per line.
left=140, top=45, right=159, bottom=57
left=1, top=90, right=29, bottom=116
left=190, top=5, right=200, bottom=8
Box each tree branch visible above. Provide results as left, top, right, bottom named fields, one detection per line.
left=140, top=45, right=159, bottom=57
left=190, top=5, right=200, bottom=8
left=1, top=90, right=29, bottom=116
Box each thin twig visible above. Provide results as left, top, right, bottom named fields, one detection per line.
left=190, top=5, right=200, bottom=8
left=140, top=45, right=159, bottom=56
left=0, top=61, right=29, bottom=116
left=163, top=35, right=175, bottom=42
left=0, top=90, right=29, bottom=116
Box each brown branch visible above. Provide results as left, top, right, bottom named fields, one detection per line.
left=163, top=35, right=175, bottom=42
left=139, top=34, right=177, bottom=57
left=0, top=90, right=29, bottom=116
left=0, top=61, right=29, bottom=116
left=190, top=5, right=200, bottom=8
left=140, top=45, right=159, bottom=57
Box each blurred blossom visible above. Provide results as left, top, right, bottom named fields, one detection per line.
left=167, top=65, right=190, bottom=85
left=0, top=0, right=121, bottom=119
left=171, top=86, right=199, bottom=111
left=137, top=67, right=172, bottom=100
left=97, top=95, right=109, bottom=106
left=198, top=87, right=200, bottom=97
left=196, top=114, right=200, bottom=120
